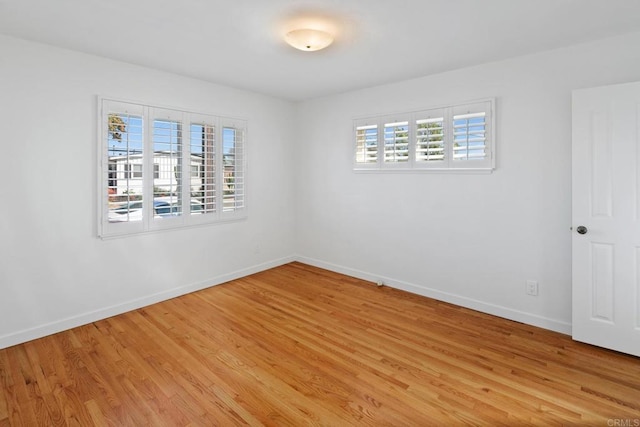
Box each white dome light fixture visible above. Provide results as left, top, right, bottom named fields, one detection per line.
left=285, top=28, right=334, bottom=52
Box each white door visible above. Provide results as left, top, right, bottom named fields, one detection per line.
left=572, top=81, right=640, bottom=357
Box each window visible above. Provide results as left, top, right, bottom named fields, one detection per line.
left=383, top=120, right=410, bottom=163
left=416, top=110, right=445, bottom=164
left=354, top=99, right=494, bottom=172
left=99, top=98, right=247, bottom=237
left=222, top=126, right=245, bottom=212
left=355, top=124, right=378, bottom=164
left=452, top=111, right=487, bottom=161
left=189, top=121, right=215, bottom=215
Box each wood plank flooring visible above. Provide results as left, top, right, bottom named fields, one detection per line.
left=1, top=262, right=639, bottom=426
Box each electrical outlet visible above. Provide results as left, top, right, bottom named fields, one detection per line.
left=526, top=280, right=539, bottom=296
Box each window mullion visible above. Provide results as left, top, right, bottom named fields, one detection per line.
left=143, top=106, right=154, bottom=231
left=408, top=113, right=416, bottom=168
left=181, top=111, right=190, bottom=220
left=444, top=107, right=452, bottom=169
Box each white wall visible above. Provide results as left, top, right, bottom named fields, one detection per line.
left=0, top=35, right=297, bottom=348
left=294, top=32, right=640, bottom=334
left=3, top=31, right=640, bottom=349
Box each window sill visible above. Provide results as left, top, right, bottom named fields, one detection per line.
left=352, top=167, right=494, bottom=175
left=99, top=214, right=248, bottom=240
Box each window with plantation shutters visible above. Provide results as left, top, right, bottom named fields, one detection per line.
left=353, top=99, right=494, bottom=172
left=222, top=124, right=245, bottom=212
left=152, top=110, right=183, bottom=218
left=384, top=120, right=410, bottom=163
left=190, top=120, right=216, bottom=215
left=447, top=100, right=493, bottom=169
left=99, top=98, right=247, bottom=238
left=453, top=112, right=486, bottom=160
left=415, top=108, right=445, bottom=166
left=355, top=123, right=378, bottom=164
left=416, top=118, right=445, bottom=162
left=106, top=103, right=144, bottom=224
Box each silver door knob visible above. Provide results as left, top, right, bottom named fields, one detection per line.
left=576, top=226, right=588, bottom=235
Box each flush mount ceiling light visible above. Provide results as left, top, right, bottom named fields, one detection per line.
left=285, top=28, right=334, bottom=51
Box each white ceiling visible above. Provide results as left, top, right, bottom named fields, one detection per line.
left=1, top=0, right=640, bottom=101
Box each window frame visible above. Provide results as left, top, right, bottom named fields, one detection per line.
left=98, top=97, right=247, bottom=238
left=353, top=98, right=495, bottom=173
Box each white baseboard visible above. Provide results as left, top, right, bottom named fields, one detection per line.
left=0, top=256, right=296, bottom=350
left=294, top=255, right=572, bottom=335
left=1, top=254, right=571, bottom=349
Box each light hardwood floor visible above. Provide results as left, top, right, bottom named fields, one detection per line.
left=1, top=262, right=639, bottom=426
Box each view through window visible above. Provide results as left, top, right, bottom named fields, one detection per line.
left=101, top=99, right=247, bottom=237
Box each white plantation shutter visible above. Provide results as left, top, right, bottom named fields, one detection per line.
left=102, top=100, right=145, bottom=234
left=151, top=108, right=184, bottom=223
left=99, top=98, right=247, bottom=238
left=451, top=100, right=493, bottom=169
left=384, top=120, right=410, bottom=163
left=453, top=112, right=486, bottom=160
left=415, top=108, right=445, bottom=166
left=189, top=116, right=216, bottom=216
left=355, top=123, right=378, bottom=165
left=221, top=120, right=246, bottom=216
